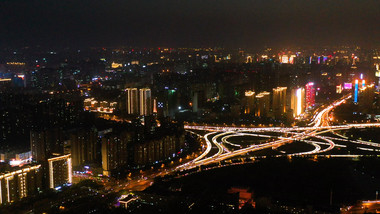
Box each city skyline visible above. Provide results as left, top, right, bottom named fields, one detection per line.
left=2, top=1, right=380, bottom=213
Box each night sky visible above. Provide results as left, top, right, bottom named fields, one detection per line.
left=1, top=0, right=380, bottom=48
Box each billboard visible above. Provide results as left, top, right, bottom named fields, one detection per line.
left=344, top=83, right=352, bottom=90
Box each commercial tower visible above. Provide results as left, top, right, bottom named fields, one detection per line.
left=354, top=80, right=359, bottom=103
left=272, top=87, right=287, bottom=118
left=126, top=88, right=139, bottom=114
left=290, top=88, right=305, bottom=117
left=305, top=82, right=315, bottom=109
left=139, top=88, right=152, bottom=116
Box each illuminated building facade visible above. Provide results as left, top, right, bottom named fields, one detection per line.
left=279, top=55, right=296, bottom=64
left=280, top=55, right=289, bottom=64
left=246, top=56, right=253, bottom=63
left=139, top=88, right=152, bottom=116
left=126, top=88, right=139, bottom=115
left=84, top=98, right=117, bottom=114
left=336, top=85, right=342, bottom=94
left=354, top=80, right=359, bottom=103
left=48, top=154, right=72, bottom=189
left=375, top=63, right=380, bottom=87
left=153, top=98, right=157, bottom=114
left=0, top=165, right=42, bottom=205
left=290, top=88, right=305, bottom=117
left=272, top=87, right=287, bottom=118
left=289, top=55, right=296, bottom=64
left=255, top=91, right=270, bottom=117
left=244, top=90, right=255, bottom=114
left=111, top=62, right=123, bottom=68
left=305, top=82, right=315, bottom=108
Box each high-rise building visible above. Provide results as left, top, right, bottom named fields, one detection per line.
left=255, top=91, right=270, bottom=117
left=192, top=92, right=198, bottom=113
left=101, top=131, right=132, bottom=176
left=153, top=98, right=158, bottom=114
left=30, top=128, right=64, bottom=162
left=126, top=88, right=139, bottom=115
left=359, top=84, right=375, bottom=113
left=305, top=82, right=315, bottom=109
left=166, top=89, right=179, bottom=118
left=354, top=80, right=359, bottom=103
left=48, top=154, right=72, bottom=189
left=0, top=164, right=42, bottom=205
left=30, top=131, right=47, bottom=162
left=244, top=90, right=255, bottom=114
left=272, top=87, right=287, bottom=118
left=139, top=88, right=152, bottom=116
left=69, top=129, right=98, bottom=168
left=375, top=64, right=380, bottom=87
left=290, top=88, right=305, bottom=117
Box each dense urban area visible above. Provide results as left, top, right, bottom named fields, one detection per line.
left=0, top=45, right=380, bottom=214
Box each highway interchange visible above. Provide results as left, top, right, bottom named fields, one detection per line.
left=102, top=93, right=380, bottom=193
left=176, top=94, right=380, bottom=171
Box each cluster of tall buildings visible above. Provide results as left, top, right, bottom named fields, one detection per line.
left=30, top=117, right=186, bottom=177
left=133, top=135, right=185, bottom=166
left=0, top=164, right=42, bottom=205
left=126, top=88, right=153, bottom=116
left=30, top=131, right=72, bottom=190
left=101, top=131, right=185, bottom=176
left=0, top=152, right=72, bottom=205
left=30, top=128, right=99, bottom=171
left=29, top=128, right=87, bottom=193
left=243, top=83, right=316, bottom=120
left=355, top=82, right=376, bottom=114
left=0, top=118, right=183, bottom=204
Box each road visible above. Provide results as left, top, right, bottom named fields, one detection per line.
left=106, top=93, right=380, bottom=193
left=176, top=93, right=380, bottom=171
